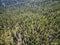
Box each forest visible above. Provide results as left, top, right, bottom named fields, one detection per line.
left=0, top=0, right=60, bottom=45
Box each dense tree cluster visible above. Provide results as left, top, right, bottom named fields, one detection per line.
left=0, top=1, right=60, bottom=45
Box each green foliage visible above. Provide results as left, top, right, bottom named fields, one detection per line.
left=0, top=2, right=60, bottom=45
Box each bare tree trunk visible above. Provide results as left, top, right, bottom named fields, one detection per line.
left=16, top=31, right=22, bottom=45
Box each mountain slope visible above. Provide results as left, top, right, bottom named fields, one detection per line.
left=0, top=0, right=60, bottom=45
left=0, top=0, right=59, bottom=9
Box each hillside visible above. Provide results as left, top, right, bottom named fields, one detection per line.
left=0, top=0, right=60, bottom=45
left=0, top=0, right=59, bottom=8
